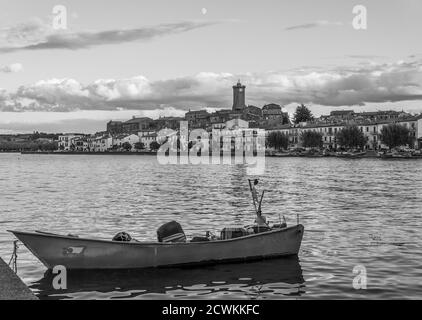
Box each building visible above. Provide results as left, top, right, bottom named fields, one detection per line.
left=355, top=110, right=408, bottom=122
left=185, top=110, right=211, bottom=129
left=262, top=104, right=282, bottom=120
left=73, top=137, right=89, bottom=152
left=122, top=117, right=154, bottom=133
left=106, top=121, right=123, bottom=134
left=232, top=80, right=247, bottom=111
left=113, top=134, right=140, bottom=150
left=139, top=132, right=158, bottom=150
left=153, top=117, right=184, bottom=131
left=58, top=134, right=85, bottom=151
left=267, top=115, right=421, bottom=150
left=106, top=117, right=153, bottom=134
left=244, top=105, right=263, bottom=121
left=329, top=110, right=355, bottom=120
left=92, top=135, right=113, bottom=152
left=261, top=104, right=290, bottom=124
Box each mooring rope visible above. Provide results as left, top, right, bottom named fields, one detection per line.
left=8, top=240, right=19, bottom=273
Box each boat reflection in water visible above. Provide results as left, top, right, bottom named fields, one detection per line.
left=30, top=257, right=305, bottom=299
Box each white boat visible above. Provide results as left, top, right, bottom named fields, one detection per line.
left=9, top=179, right=304, bottom=270
left=9, top=226, right=304, bottom=270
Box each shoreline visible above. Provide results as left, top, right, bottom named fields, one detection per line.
left=19, top=151, right=158, bottom=155
left=9, top=151, right=422, bottom=159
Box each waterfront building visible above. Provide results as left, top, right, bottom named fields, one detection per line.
left=112, top=134, right=140, bottom=150
left=103, top=82, right=421, bottom=152
left=92, top=135, right=113, bottom=152
left=139, top=130, right=158, bottom=150
left=140, top=133, right=158, bottom=150
left=73, top=137, right=89, bottom=152
left=267, top=115, right=422, bottom=150
left=58, top=134, right=85, bottom=151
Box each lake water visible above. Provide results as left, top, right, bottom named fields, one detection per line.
left=0, top=153, right=421, bottom=299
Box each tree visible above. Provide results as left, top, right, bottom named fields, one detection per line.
left=293, top=104, right=314, bottom=124
left=134, top=142, right=145, bottom=151
left=149, top=141, right=161, bottom=151
left=266, top=131, right=289, bottom=150
left=380, top=123, right=413, bottom=149
left=301, top=131, right=323, bottom=148
left=122, top=142, right=132, bottom=151
left=336, top=126, right=368, bottom=150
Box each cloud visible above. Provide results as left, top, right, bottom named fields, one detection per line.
left=0, top=62, right=23, bottom=73
left=1, top=60, right=422, bottom=112
left=285, top=20, right=343, bottom=31
left=0, top=19, right=219, bottom=53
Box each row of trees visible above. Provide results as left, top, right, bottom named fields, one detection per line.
left=120, top=141, right=160, bottom=151
left=0, top=141, right=58, bottom=152
left=267, top=123, right=414, bottom=151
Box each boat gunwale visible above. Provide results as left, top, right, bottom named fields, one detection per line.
left=8, top=225, right=303, bottom=247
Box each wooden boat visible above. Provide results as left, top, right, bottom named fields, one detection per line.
left=9, top=179, right=304, bottom=270
left=9, top=226, right=303, bottom=270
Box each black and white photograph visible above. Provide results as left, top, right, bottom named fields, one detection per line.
left=0, top=0, right=421, bottom=307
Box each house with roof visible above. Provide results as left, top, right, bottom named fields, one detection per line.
left=122, top=117, right=154, bottom=133
left=58, top=134, right=85, bottom=151
left=112, top=134, right=140, bottom=150
left=91, top=134, right=113, bottom=152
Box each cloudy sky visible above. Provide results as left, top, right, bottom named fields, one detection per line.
left=1, top=0, right=422, bottom=133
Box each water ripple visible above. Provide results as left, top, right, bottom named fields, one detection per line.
left=0, top=154, right=421, bottom=299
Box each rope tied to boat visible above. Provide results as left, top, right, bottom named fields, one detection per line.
left=8, top=240, right=19, bottom=273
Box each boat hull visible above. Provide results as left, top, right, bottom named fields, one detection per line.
left=10, top=225, right=304, bottom=270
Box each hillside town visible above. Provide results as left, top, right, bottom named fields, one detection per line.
left=1, top=81, right=422, bottom=154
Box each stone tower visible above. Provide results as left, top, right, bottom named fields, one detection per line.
left=232, top=80, right=246, bottom=111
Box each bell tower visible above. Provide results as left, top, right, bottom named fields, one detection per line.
left=232, top=80, right=246, bottom=111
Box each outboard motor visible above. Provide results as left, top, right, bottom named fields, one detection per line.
left=157, top=221, right=186, bottom=243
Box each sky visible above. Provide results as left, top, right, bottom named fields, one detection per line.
left=1, top=0, right=422, bottom=133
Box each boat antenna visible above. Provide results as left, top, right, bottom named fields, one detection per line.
left=248, top=179, right=259, bottom=215
left=248, top=179, right=265, bottom=217
left=257, top=190, right=265, bottom=215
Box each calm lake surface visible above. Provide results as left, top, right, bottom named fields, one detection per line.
left=0, top=153, right=421, bottom=299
